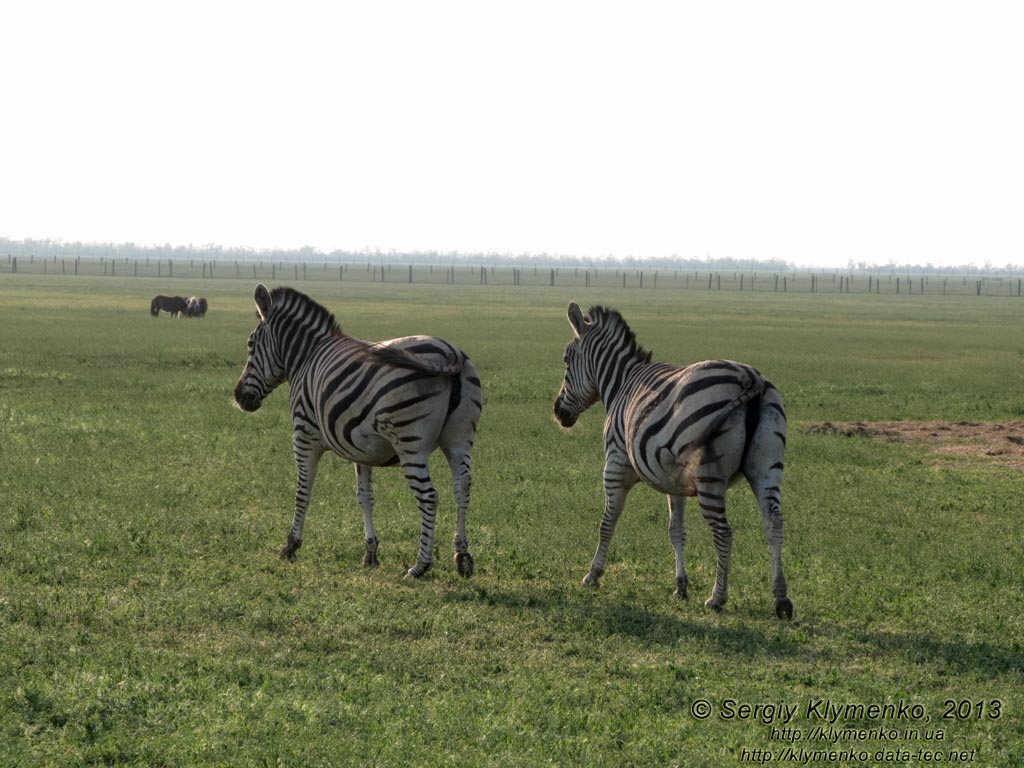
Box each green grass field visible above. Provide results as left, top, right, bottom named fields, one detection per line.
left=2, top=274, right=1022, bottom=767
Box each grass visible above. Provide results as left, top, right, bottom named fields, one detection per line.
left=1, top=274, right=1022, bottom=766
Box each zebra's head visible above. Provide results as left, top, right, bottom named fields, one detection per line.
left=553, top=301, right=600, bottom=428
left=233, top=284, right=286, bottom=412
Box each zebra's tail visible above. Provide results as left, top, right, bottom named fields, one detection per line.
left=676, top=365, right=766, bottom=473
left=364, top=343, right=467, bottom=376
left=741, top=388, right=764, bottom=468
left=707, top=371, right=765, bottom=450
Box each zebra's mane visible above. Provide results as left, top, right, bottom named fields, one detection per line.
left=585, top=305, right=653, bottom=364
left=268, top=286, right=343, bottom=337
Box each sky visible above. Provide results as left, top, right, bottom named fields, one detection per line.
left=3, top=1, right=1023, bottom=268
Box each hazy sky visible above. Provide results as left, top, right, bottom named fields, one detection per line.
left=4, top=1, right=1023, bottom=267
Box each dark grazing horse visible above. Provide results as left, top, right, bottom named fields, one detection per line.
left=150, top=295, right=189, bottom=317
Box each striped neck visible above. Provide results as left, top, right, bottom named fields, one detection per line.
left=581, top=306, right=652, bottom=407
left=266, top=288, right=342, bottom=377
left=593, top=339, right=647, bottom=408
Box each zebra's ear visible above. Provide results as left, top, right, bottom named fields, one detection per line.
left=254, top=284, right=273, bottom=321
left=567, top=301, right=587, bottom=337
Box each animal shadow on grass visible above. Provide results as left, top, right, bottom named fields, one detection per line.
left=831, top=625, right=1024, bottom=678
left=445, top=585, right=1024, bottom=676
left=445, top=583, right=806, bottom=660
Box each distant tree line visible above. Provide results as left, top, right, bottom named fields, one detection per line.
left=2, top=236, right=1020, bottom=275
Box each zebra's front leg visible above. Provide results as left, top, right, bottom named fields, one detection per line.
left=668, top=494, right=688, bottom=599
left=445, top=447, right=474, bottom=578
left=355, top=463, right=379, bottom=568
left=401, top=454, right=438, bottom=578
left=281, top=436, right=323, bottom=562
left=583, top=461, right=637, bottom=588
left=697, top=479, right=732, bottom=611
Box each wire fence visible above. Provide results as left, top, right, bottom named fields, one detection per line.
left=3, top=253, right=1023, bottom=297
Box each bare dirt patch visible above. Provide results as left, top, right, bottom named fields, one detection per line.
left=804, top=420, right=1024, bottom=469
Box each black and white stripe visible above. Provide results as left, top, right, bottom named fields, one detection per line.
left=553, top=302, right=792, bottom=619
left=234, top=284, right=482, bottom=578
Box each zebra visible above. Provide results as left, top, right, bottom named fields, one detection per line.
left=233, top=284, right=482, bottom=578
left=553, top=301, right=793, bottom=619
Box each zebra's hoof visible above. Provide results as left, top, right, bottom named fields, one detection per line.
left=674, top=576, right=688, bottom=599
left=279, top=537, right=301, bottom=563
left=455, top=552, right=474, bottom=578
left=582, top=572, right=600, bottom=589
left=363, top=537, right=380, bottom=568
left=704, top=597, right=724, bottom=612
left=405, top=561, right=432, bottom=579
left=775, top=597, right=794, bottom=620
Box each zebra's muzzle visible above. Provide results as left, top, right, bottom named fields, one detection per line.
left=553, top=395, right=578, bottom=428
left=233, top=382, right=263, bottom=413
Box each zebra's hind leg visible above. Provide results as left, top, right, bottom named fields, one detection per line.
left=667, top=494, right=688, bottom=599
left=401, top=454, right=438, bottom=579
left=281, top=436, right=323, bottom=562
left=696, top=477, right=732, bottom=611
left=444, top=446, right=474, bottom=578
left=750, top=478, right=792, bottom=620
left=356, top=464, right=380, bottom=568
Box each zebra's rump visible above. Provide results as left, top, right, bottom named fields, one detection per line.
left=370, top=335, right=467, bottom=376
left=619, top=359, right=770, bottom=493
left=301, top=334, right=479, bottom=466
